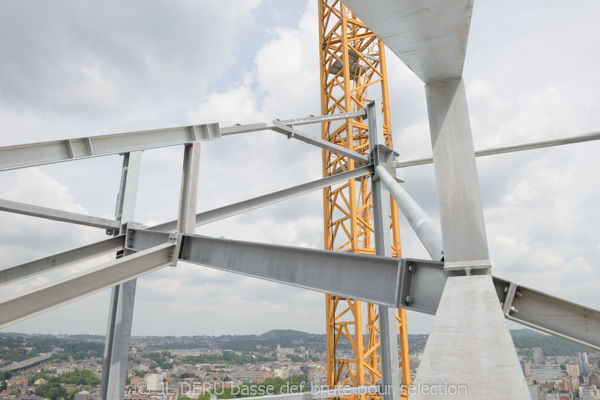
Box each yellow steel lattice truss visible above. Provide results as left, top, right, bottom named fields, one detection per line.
left=318, top=1, right=410, bottom=398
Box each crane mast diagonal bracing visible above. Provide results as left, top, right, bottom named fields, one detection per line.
left=318, top=1, right=410, bottom=398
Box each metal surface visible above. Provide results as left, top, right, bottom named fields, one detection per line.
left=341, top=0, right=473, bottom=84
left=368, top=101, right=404, bottom=400
left=177, top=143, right=201, bottom=235
left=411, top=276, right=530, bottom=399
left=0, top=124, right=219, bottom=171
left=179, top=233, right=402, bottom=307
left=276, top=109, right=366, bottom=127
left=375, top=165, right=444, bottom=261
left=150, top=165, right=374, bottom=232
left=0, top=235, right=125, bottom=287
left=393, top=130, right=600, bottom=168
left=426, top=79, right=491, bottom=272
left=271, top=122, right=369, bottom=164
left=0, top=198, right=120, bottom=230
left=219, top=109, right=367, bottom=135
left=397, top=259, right=447, bottom=315
left=0, top=242, right=175, bottom=329
left=101, top=151, right=142, bottom=400
left=494, top=277, right=600, bottom=352
left=128, top=226, right=600, bottom=351
left=128, top=228, right=448, bottom=312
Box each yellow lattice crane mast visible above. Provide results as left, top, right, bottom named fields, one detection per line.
left=318, top=1, right=410, bottom=398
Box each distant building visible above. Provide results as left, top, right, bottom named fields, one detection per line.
left=579, top=352, right=589, bottom=372
left=283, top=366, right=302, bottom=379
left=542, top=392, right=573, bottom=400
left=533, top=347, right=543, bottom=365
left=538, top=384, right=555, bottom=399
left=130, top=376, right=145, bottom=386
left=23, top=396, right=47, bottom=400
left=521, top=360, right=532, bottom=377
left=145, top=373, right=162, bottom=391
left=566, top=363, right=580, bottom=378
left=579, top=386, right=600, bottom=400
left=232, top=370, right=267, bottom=383
left=74, top=391, right=91, bottom=400
left=557, top=378, right=574, bottom=393
left=308, top=366, right=326, bottom=386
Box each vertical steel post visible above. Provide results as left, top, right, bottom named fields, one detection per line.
left=100, top=151, right=142, bottom=400
left=367, top=101, right=401, bottom=400
left=177, top=143, right=201, bottom=234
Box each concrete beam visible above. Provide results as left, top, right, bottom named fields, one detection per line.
left=341, top=0, right=473, bottom=83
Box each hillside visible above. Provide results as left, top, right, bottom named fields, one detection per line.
left=510, top=329, right=588, bottom=356
left=258, top=330, right=313, bottom=340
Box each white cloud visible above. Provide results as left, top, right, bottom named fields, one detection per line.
left=1, top=0, right=599, bottom=338
left=0, top=168, right=106, bottom=266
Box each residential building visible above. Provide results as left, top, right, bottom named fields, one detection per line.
left=566, top=363, right=580, bottom=378
left=533, top=347, right=543, bottom=365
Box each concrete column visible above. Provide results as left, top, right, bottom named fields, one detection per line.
left=411, top=79, right=530, bottom=399
left=426, top=79, right=490, bottom=273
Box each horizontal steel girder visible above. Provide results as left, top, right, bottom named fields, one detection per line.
left=3, top=226, right=599, bottom=350
left=126, top=229, right=600, bottom=350
left=150, top=165, right=373, bottom=232
left=393, top=130, right=600, bottom=168
left=128, top=228, right=414, bottom=307
left=0, top=235, right=125, bottom=287
left=0, top=198, right=120, bottom=230
left=0, top=123, right=220, bottom=171
left=0, top=110, right=366, bottom=172
left=0, top=241, right=175, bottom=328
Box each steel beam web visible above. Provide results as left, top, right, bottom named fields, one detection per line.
left=0, top=235, right=125, bottom=287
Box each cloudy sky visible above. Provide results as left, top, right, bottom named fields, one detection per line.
left=0, top=0, right=599, bottom=337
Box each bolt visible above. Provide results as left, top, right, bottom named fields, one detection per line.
left=515, top=291, right=523, bottom=297
left=407, top=264, right=414, bottom=273
left=404, top=295, right=412, bottom=304
left=510, top=306, right=518, bottom=314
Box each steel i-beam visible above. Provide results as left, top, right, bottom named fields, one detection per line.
left=0, top=242, right=176, bottom=329
left=101, top=151, right=142, bottom=400
left=368, top=101, right=402, bottom=400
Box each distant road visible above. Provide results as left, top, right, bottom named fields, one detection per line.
left=0, top=348, right=58, bottom=372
